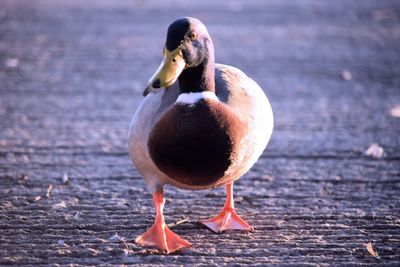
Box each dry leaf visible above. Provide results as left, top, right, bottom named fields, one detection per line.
left=366, top=242, right=380, bottom=258
left=365, top=143, right=384, bottom=158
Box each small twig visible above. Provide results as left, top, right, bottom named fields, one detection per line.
left=120, top=238, right=131, bottom=252
left=167, top=217, right=189, bottom=228
left=46, top=184, right=53, bottom=198
left=108, top=233, right=132, bottom=253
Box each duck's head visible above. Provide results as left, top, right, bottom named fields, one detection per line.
left=144, top=17, right=214, bottom=96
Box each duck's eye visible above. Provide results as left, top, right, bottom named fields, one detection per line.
left=189, top=31, right=197, bottom=40
left=171, top=58, right=176, bottom=63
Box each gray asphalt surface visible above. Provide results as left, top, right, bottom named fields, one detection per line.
left=1, top=0, right=399, bottom=265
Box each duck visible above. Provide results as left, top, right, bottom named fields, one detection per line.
left=128, top=17, right=273, bottom=254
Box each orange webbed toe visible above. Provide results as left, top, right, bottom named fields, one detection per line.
left=199, top=206, right=254, bottom=233
left=199, top=182, right=254, bottom=233
left=136, top=222, right=192, bottom=254
left=136, top=191, right=192, bottom=254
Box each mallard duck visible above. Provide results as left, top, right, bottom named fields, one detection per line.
left=128, top=17, right=273, bottom=253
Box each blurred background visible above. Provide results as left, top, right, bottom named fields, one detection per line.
left=0, top=0, right=399, bottom=265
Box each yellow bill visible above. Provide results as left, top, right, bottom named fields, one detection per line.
left=143, top=47, right=186, bottom=96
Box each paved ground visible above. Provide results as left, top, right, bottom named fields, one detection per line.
left=1, top=0, right=400, bottom=265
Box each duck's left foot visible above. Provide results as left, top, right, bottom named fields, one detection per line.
left=199, top=206, right=254, bottom=233
left=199, top=182, right=254, bottom=233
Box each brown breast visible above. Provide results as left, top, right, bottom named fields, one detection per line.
left=148, top=99, right=246, bottom=187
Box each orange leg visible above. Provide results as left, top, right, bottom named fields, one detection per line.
left=135, top=191, right=192, bottom=253
left=199, top=182, right=254, bottom=233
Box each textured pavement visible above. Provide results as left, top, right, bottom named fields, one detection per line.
left=1, top=0, right=400, bottom=265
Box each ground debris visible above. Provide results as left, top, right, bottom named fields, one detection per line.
left=58, top=239, right=69, bottom=247
left=62, top=173, right=70, bottom=185
left=5, top=58, right=19, bottom=68
left=19, top=174, right=29, bottom=181
left=52, top=201, right=67, bottom=209
left=108, top=233, right=133, bottom=255
left=87, top=247, right=101, bottom=256
left=167, top=217, right=189, bottom=228
left=74, top=212, right=80, bottom=220
left=108, top=233, right=123, bottom=242
left=366, top=242, right=380, bottom=259
left=365, top=143, right=384, bottom=158
left=46, top=184, right=53, bottom=198
left=390, top=106, right=400, bottom=118
left=262, top=175, right=275, bottom=182
left=334, top=175, right=342, bottom=181
left=341, top=70, right=352, bottom=81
